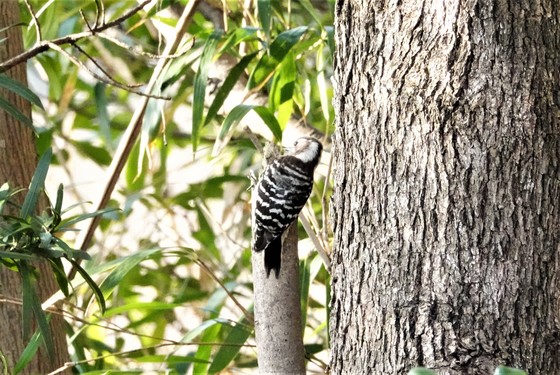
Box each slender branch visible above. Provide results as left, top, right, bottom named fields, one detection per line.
left=0, top=0, right=153, bottom=73
left=23, top=0, right=41, bottom=42
left=79, top=9, right=94, bottom=34
left=68, top=0, right=202, bottom=280
left=196, top=258, right=254, bottom=324
left=47, top=341, right=256, bottom=375
left=70, top=42, right=142, bottom=88
left=47, top=42, right=170, bottom=100
left=300, top=210, right=331, bottom=271
left=97, top=32, right=192, bottom=60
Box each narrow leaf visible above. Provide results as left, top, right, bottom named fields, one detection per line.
left=205, top=52, right=258, bottom=126
left=218, top=28, right=259, bottom=55
left=21, top=148, right=51, bottom=219
left=54, top=184, right=63, bottom=216
left=192, top=323, right=221, bottom=375
left=0, top=95, right=34, bottom=130
left=0, top=251, right=36, bottom=261
left=248, top=26, right=307, bottom=89
left=20, top=262, right=55, bottom=360
left=93, top=83, right=112, bottom=149
left=67, top=258, right=106, bottom=313
left=13, top=328, right=42, bottom=374
left=208, top=318, right=252, bottom=374
left=19, top=262, right=34, bottom=341
left=48, top=257, right=69, bottom=297
left=99, top=248, right=163, bottom=298
left=138, top=93, right=164, bottom=176
left=0, top=74, right=44, bottom=109
left=213, top=105, right=282, bottom=156
left=192, top=30, right=223, bottom=154
left=257, top=0, right=271, bottom=40
left=57, top=208, right=117, bottom=229
left=298, top=0, right=323, bottom=27
left=494, top=366, right=528, bottom=375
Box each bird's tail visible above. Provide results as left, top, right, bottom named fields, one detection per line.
left=264, top=236, right=281, bottom=278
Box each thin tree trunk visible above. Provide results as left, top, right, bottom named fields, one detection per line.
left=252, top=220, right=305, bottom=373
left=330, top=0, right=560, bottom=374
left=0, top=1, right=69, bottom=373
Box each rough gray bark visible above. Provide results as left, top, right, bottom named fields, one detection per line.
left=252, top=220, right=305, bottom=374
left=0, top=1, right=70, bottom=373
left=330, top=0, right=560, bottom=374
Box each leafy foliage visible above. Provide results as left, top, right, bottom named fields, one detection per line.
left=2, top=0, right=335, bottom=373
left=0, top=149, right=109, bottom=369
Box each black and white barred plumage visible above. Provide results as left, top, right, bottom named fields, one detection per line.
left=253, top=137, right=323, bottom=277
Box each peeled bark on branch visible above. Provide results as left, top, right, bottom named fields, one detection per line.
left=252, top=220, right=305, bottom=373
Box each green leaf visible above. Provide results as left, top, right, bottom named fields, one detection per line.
left=248, top=26, right=308, bottom=89
left=0, top=251, right=36, bottom=261
left=298, top=0, right=324, bottom=27
left=494, top=366, right=528, bottom=375
left=257, top=0, right=272, bottom=40
left=192, top=322, right=221, bottom=374
left=213, top=104, right=282, bottom=155
left=73, top=141, right=112, bottom=165
left=67, top=258, right=106, bottom=314
left=48, top=257, right=69, bottom=297
left=316, top=43, right=331, bottom=124
left=0, top=95, right=34, bottom=131
left=192, top=29, right=224, bottom=154
left=13, top=328, right=42, bottom=374
left=54, top=183, right=63, bottom=217
left=93, top=83, right=112, bottom=149
left=325, top=26, right=335, bottom=57
left=218, top=28, right=259, bottom=55
left=98, top=247, right=164, bottom=298
left=205, top=52, right=258, bottom=126
left=57, top=208, right=117, bottom=230
left=270, top=26, right=309, bottom=61
left=208, top=317, right=252, bottom=374
left=36, top=54, right=62, bottom=100
left=19, top=262, right=34, bottom=341
left=138, top=94, right=164, bottom=177
left=21, top=148, right=52, bottom=219
left=182, top=319, right=220, bottom=343
left=269, top=51, right=296, bottom=127
left=19, top=262, right=55, bottom=360
left=408, top=368, right=437, bottom=375
left=0, top=74, right=44, bottom=109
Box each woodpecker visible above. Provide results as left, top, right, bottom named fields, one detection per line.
left=252, top=136, right=323, bottom=278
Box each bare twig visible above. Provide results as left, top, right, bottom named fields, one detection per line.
left=196, top=258, right=254, bottom=323
left=47, top=340, right=256, bottom=375
left=244, top=125, right=263, bottom=154
left=23, top=0, right=41, bottom=42
left=79, top=9, right=94, bottom=33
left=47, top=42, right=170, bottom=100
left=97, top=32, right=192, bottom=60
left=0, top=0, right=153, bottom=73
left=68, top=0, right=202, bottom=280
left=300, top=210, right=331, bottom=271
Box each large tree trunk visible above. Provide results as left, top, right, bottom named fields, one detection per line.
left=0, top=2, right=69, bottom=373
left=330, top=0, right=560, bottom=374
